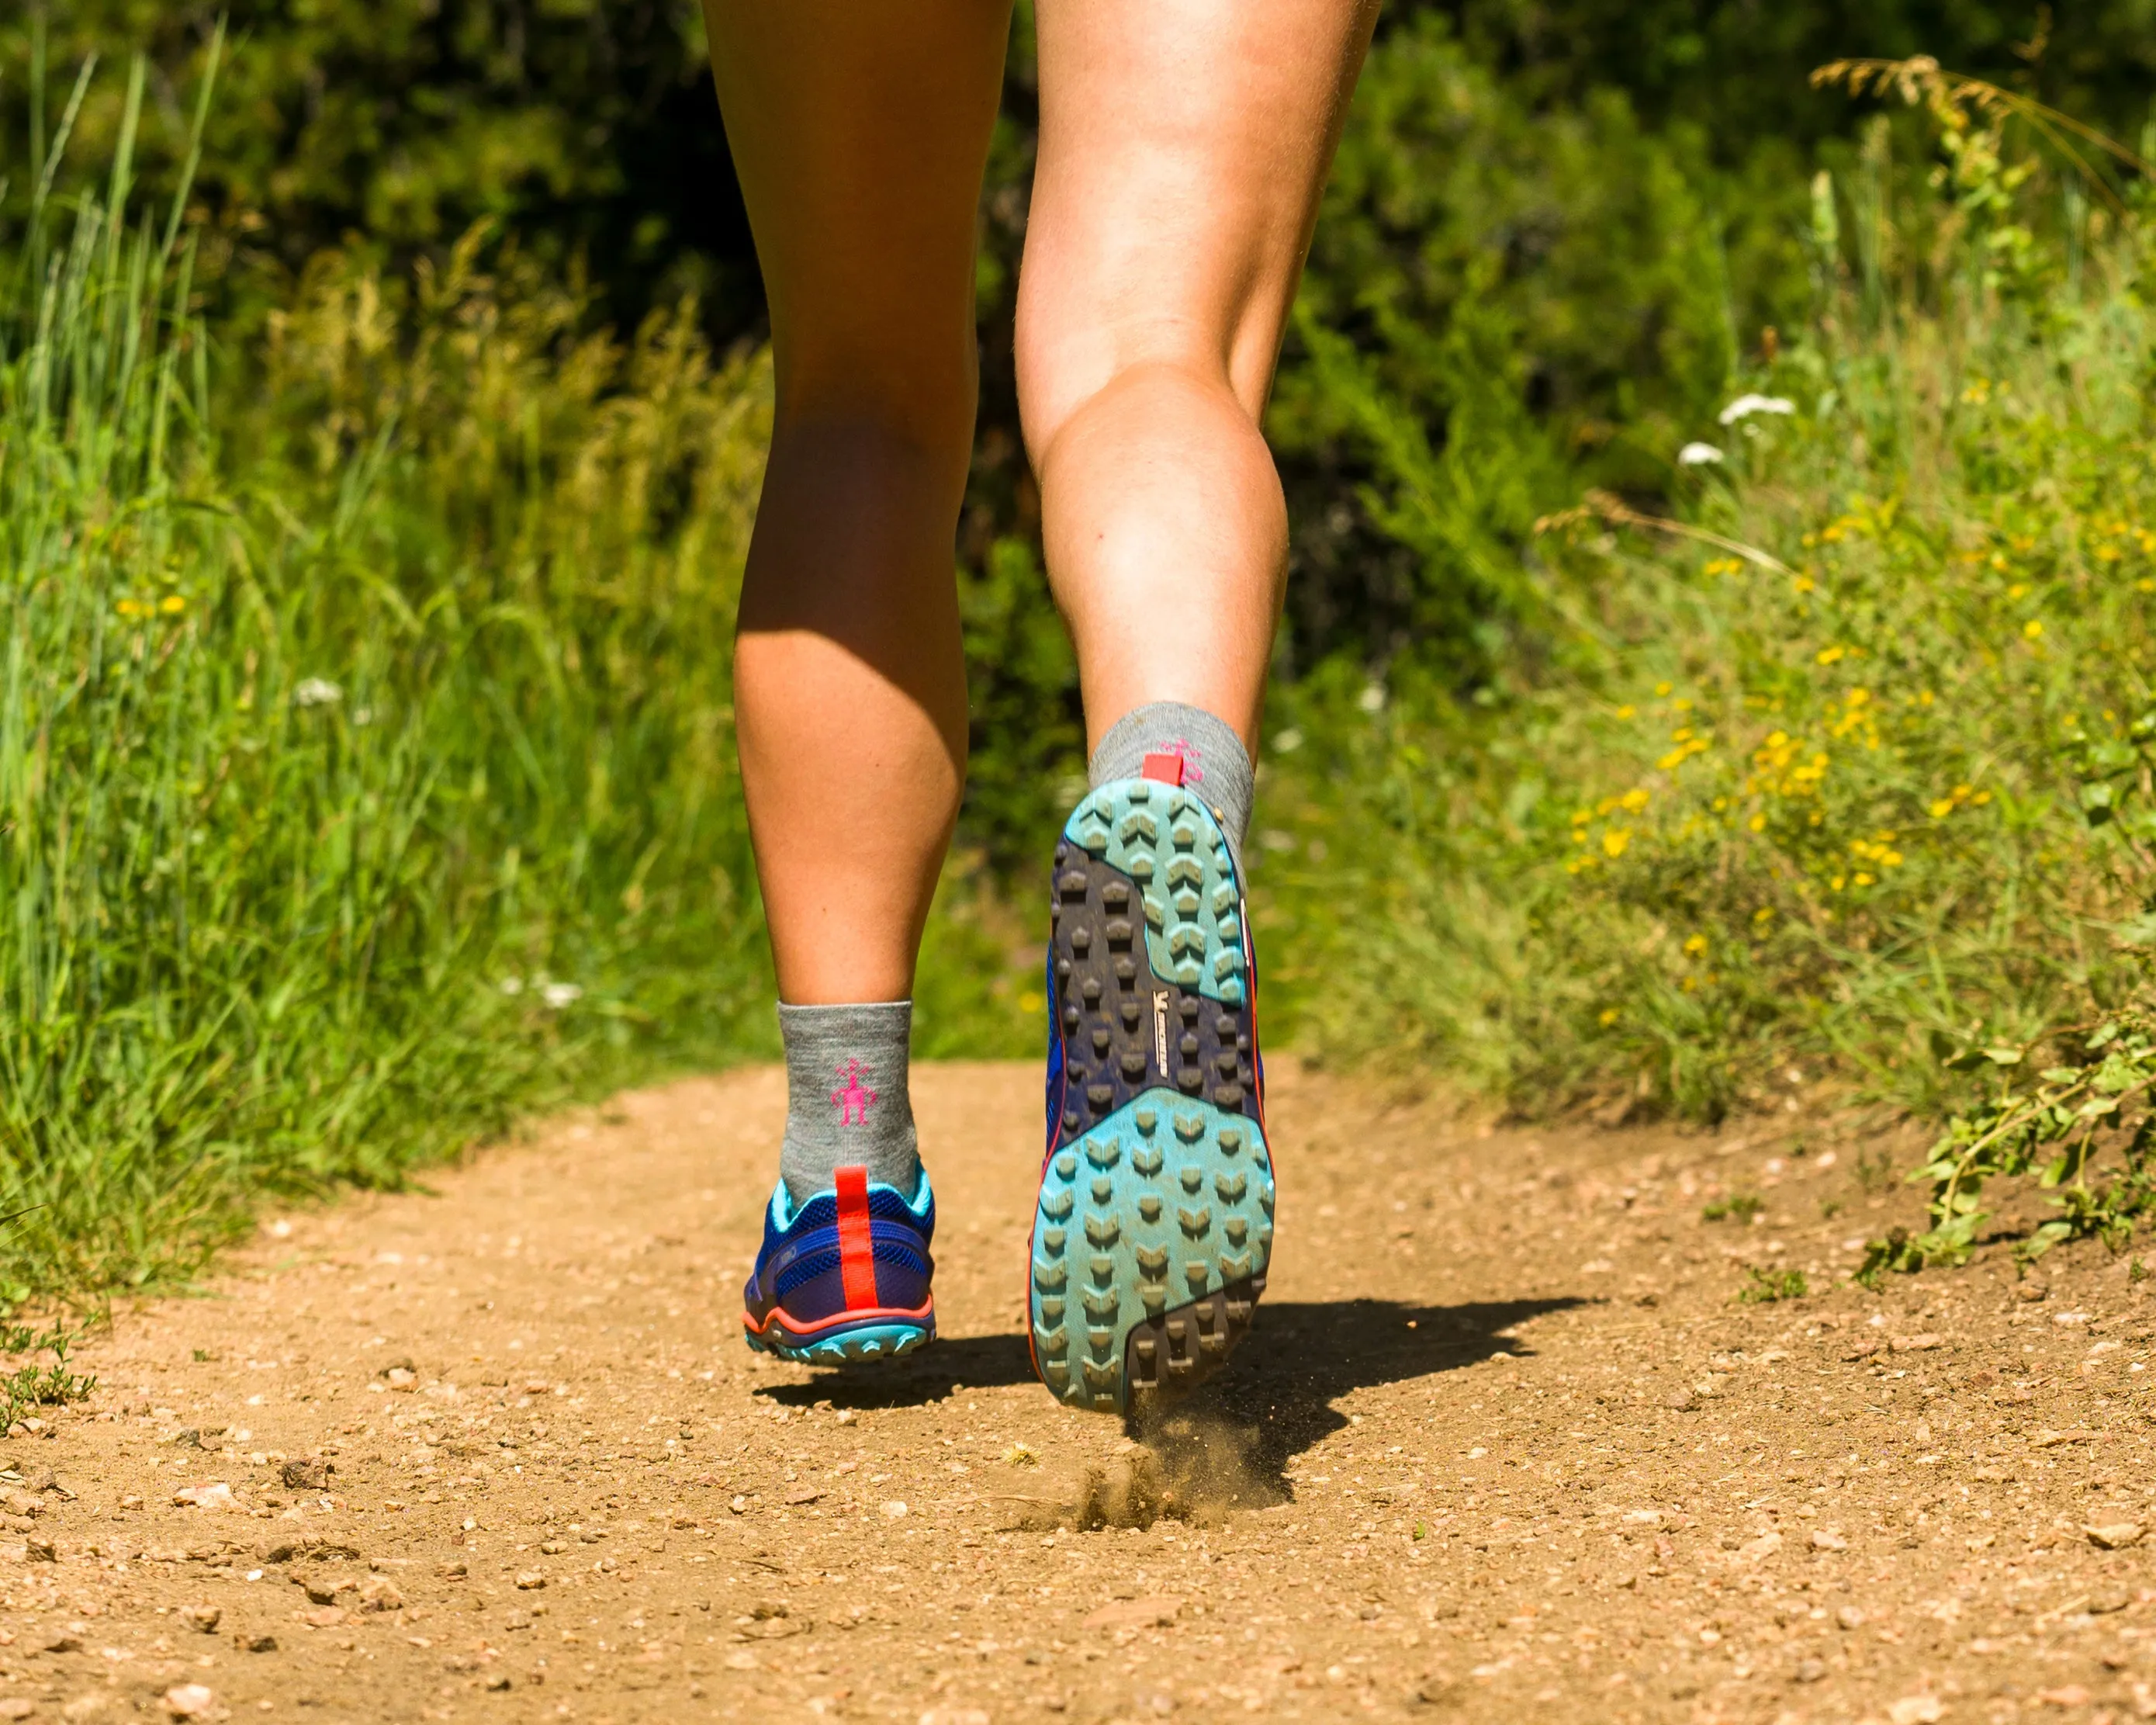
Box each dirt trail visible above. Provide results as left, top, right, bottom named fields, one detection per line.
left=7, top=1061, right=2156, bottom=1724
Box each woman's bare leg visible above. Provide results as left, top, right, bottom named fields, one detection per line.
left=1017, top=0, right=1379, bottom=752
left=704, top=0, right=1011, bottom=1005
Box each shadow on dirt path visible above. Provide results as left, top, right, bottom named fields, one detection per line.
left=1198, top=1296, right=1592, bottom=1483
left=757, top=1297, right=1587, bottom=1444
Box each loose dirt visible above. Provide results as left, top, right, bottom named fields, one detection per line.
left=8, top=1061, right=2156, bottom=1723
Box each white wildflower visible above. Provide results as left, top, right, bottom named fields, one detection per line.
left=542, top=982, right=583, bottom=1010
left=498, top=976, right=524, bottom=996
left=1677, top=442, right=1725, bottom=466
left=1357, top=683, right=1386, bottom=715
left=1272, top=728, right=1303, bottom=753
left=1718, top=394, right=1796, bottom=426
left=292, top=677, right=344, bottom=708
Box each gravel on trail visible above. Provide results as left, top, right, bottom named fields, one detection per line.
left=8, top=1059, right=2156, bottom=1723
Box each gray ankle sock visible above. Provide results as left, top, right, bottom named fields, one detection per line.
left=777, top=1000, right=920, bottom=1207
left=1088, top=701, right=1254, bottom=875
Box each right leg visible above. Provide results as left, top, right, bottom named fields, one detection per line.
left=705, top=0, right=1009, bottom=1361
left=1013, top=0, right=1375, bottom=1416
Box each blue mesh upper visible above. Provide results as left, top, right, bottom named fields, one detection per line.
left=746, top=1169, right=936, bottom=1329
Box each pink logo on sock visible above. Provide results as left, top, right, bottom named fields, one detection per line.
left=1154, top=738, right=1203, bottom=784
left=832, top=1059, right=878, bottom=1127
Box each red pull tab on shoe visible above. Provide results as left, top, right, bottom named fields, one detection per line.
left=832, top=1166, right=879, bottom=1311
left=1140, top=751, right=1185, bottom=786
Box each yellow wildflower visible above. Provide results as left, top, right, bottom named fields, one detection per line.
left=1619, top=788, right=1650, bottom=813
left=2023, top=618, right=2044, bottom=640
left=1602, top=829, right=1632, bottom=858
left=1683, top=934, right=1708, bottom=956
left=1815, top=645, right=1846, bottom=665
left=160, top=594, right=186, bottom=615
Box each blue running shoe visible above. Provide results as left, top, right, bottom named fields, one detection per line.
left=742, top=1165, right=936, bottom=1364
left=1028, top=752, right=1275, bottom=1415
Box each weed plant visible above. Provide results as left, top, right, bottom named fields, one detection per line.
left=0, top=1325, right=95, bottom=1430
left=1736, top=1266, right=1808, bottom=1304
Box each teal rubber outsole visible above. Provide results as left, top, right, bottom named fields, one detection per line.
left=1033, top=775, right=1273, bottom=1418
left=744, top=1321, right=932, bottom=1366
left=1029, top=1093, right=1275, bottom=1415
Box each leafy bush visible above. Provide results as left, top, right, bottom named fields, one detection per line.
left=4, top=1, right=747, bottom=326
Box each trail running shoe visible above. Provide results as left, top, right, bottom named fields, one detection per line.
left=742, top=1165, right=936, bottom=1364
left=1028, top=751, right=1274, bottom=1415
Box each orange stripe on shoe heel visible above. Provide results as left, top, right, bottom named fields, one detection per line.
left=832, top=1165, right=880, bottom=1311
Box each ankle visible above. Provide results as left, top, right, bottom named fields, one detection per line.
left=1087, top=701, right=1255, bottom=871
left=777, top=1000, right=921, bottom=1205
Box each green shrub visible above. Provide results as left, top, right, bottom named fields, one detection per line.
left=1258, top=68, right=2156, bottom=1141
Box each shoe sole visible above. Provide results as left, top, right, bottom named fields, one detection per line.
left=743, top=1313, right=935, bottom=1366
left=1030, top=779, right=1273, bottom=1417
